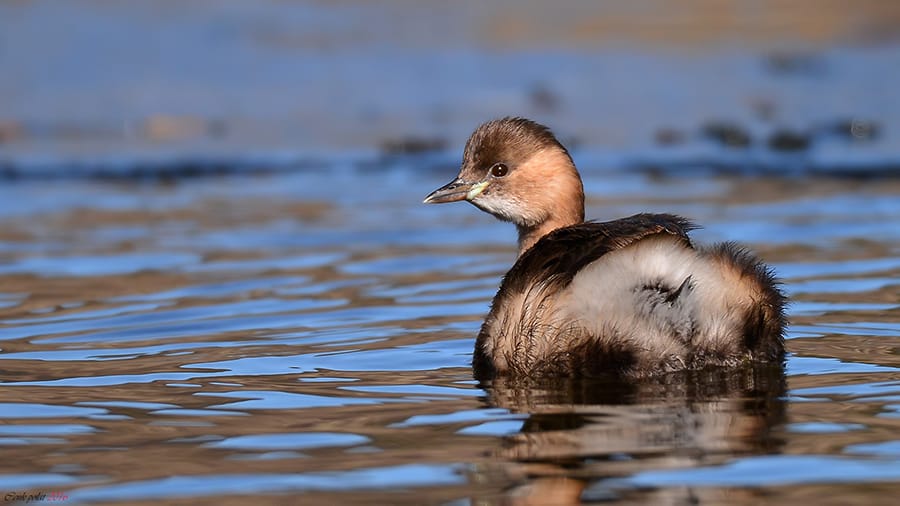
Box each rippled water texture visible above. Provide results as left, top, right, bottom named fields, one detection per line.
left=0, top=158, right=898, bottom=504
left=3, top=1, right=900, bottom=504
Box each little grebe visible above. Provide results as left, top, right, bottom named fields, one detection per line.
left=424, top=118, right=786, bottom=378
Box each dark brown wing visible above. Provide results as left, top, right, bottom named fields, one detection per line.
left=500, top=213, right=697, bottom=296
left=473, top=213, right=697, bottom=377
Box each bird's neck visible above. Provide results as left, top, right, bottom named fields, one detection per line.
left=516, top=207, right=583, bottom=256
left=507, top=147, right=586, bottom=257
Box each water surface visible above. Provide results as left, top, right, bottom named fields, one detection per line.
left=0, top=156, right=897, bottom=504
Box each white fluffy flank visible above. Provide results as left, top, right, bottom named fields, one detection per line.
left=559, top=235, right=750, bottom=362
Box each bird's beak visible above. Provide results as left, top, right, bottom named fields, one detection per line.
left=423, top=178, right=489, bottom=204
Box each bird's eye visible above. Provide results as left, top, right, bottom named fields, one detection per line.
left=490, top=163, right=509, bottom=177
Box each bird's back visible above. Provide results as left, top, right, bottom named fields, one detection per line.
left=474, top=213, right=785, bottom=378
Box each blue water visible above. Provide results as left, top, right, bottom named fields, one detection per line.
left=1, top=2, right=900, bottom=504
left=0, top=158, right=897, bottom=505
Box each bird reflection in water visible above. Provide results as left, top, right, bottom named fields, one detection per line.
left=471, top=365, right=786, bottom=505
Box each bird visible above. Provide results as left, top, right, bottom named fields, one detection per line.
left=424, top=117, right=786, bottom=378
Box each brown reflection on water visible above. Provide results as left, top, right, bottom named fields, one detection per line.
left=0, top=370, right=497, bottom=497
left=475, top=367, right=786, bottom=504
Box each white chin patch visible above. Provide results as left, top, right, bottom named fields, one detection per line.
left=470, top=193, right=536, bottom=226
